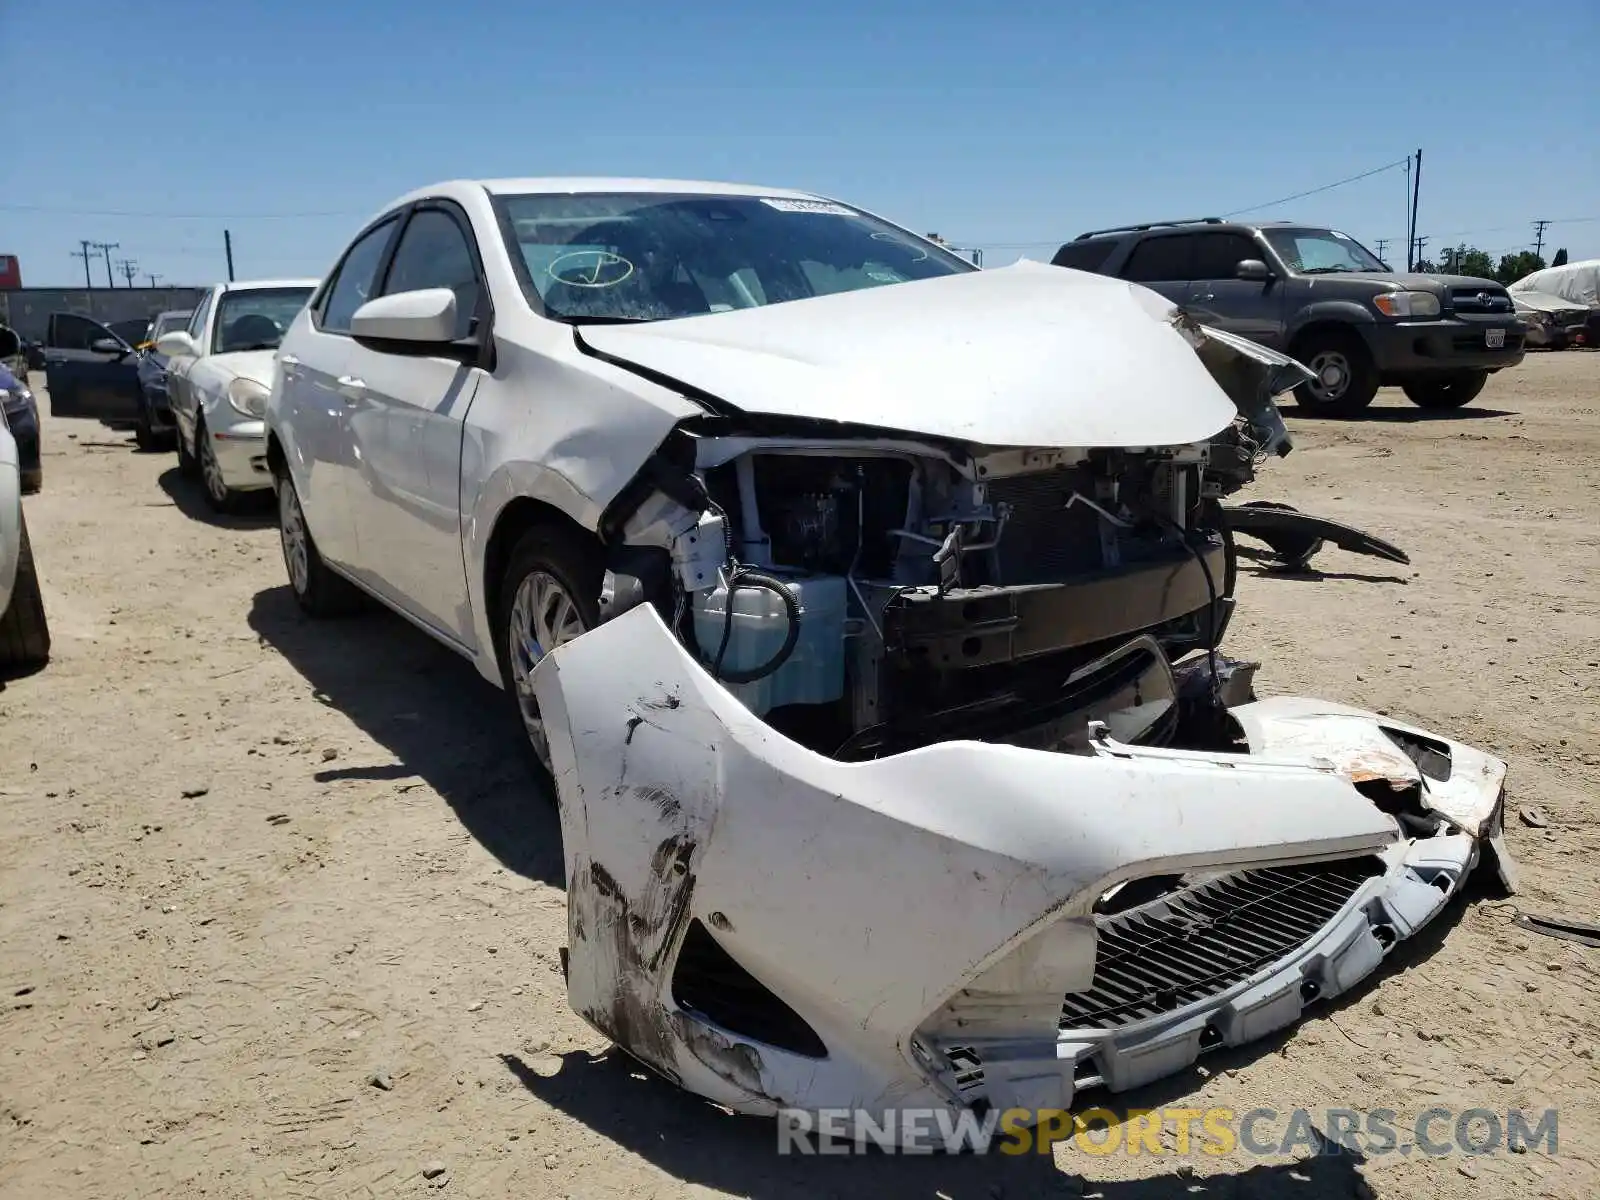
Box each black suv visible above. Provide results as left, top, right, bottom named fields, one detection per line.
left=1054, top=219, right=1526, bottom=415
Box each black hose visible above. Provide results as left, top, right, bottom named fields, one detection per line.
left=709, top=569, right=802, bottom=684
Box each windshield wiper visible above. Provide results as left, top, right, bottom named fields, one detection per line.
left=1301, top=266, right=1358, bottom=275
left=553, top=314, right=658, bottom=326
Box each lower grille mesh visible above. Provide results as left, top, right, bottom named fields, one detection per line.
left=1060, top=857, right=1386, bottom=1031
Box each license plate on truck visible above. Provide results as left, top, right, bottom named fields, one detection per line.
left=1486, top=328, right=1506, bottom=349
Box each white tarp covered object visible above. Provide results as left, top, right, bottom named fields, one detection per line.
left=1509, top=259, right=1600, bottom=308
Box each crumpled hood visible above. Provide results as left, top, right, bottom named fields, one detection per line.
left=577, top=261, right=1240, bottom=449
left=212, top=349, right=277, bottom=386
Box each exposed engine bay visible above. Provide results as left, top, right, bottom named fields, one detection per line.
left=596, top=319, right=1312, bottom=763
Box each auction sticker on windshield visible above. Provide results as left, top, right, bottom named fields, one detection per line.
left=760, top=198, right=856, bottom=215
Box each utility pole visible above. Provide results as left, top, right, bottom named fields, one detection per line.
left=1374, top=238, right=1391, bottom=262
left=1407, top=148, right=1422, bottom=270
left=72, top=241, right=95, bottom=287
left=91, top=241, right=120, bottom=287
left=1412, top=235, right=1430, bottom=269
left=224, top=229, right=235, bottom=281
left=117, top=259, right=139, bottom=287
left=1532, top=219, right=1551, bottom=259
left=144, top=272, right=163, bottom=288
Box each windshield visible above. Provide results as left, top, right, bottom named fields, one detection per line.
left=211, top=288, right=313, bottom=353
left=1263, top=228, right=1389, bottom=274
left=496, top=192, right=976, bottom=323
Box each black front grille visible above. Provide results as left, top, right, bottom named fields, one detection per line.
left=984, top=469, right=1104, bottom=583
left=1450, top=287, right=1514, bottom=314
left=1059, top=857, right=1386, bottom=1031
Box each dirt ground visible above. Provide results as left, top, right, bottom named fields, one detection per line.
left=2, top=353, right=1597, bottom=1200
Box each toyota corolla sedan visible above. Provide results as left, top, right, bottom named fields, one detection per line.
left=264, top=178, right=1518, bottom=1142
left=156, top=279, right=316, bottom=511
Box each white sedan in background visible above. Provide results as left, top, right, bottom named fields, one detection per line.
left=156, top=278, right=317, bottom=511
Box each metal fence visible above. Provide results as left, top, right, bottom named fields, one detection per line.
left=0, top=287, right=210, bottom=341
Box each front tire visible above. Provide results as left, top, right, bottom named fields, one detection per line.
left=197, top=420, right=240, bottom=513
left=1291, top=330, right=1379, bottom=416
left=493, top=525, right=603, bottom=785
left=176, top=420, right=200, bottom=478
left=1402, top=370, right=1488, bottom=410
left=0, top=513, right=51, bottom=673
left=275, top=470, right=363, bottom=617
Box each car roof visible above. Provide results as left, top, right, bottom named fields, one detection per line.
left=477, top=176, right=823, bottom=200
left=218, top=278, right=320, bottom=293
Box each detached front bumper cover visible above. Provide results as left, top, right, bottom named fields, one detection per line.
left=533, top=604, right=1514, bottom=1139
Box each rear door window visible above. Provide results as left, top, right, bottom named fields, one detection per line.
left=1052, top=241, right=1119, bottom=273
left=1120, top=235, right=1197, bottom=283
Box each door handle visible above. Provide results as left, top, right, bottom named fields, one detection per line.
left=336, top=375, right=366, bottom=403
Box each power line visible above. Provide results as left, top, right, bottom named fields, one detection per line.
left=0, top=201, right=365, bottom=219
left=1220, top=158, right=1412, bottom=219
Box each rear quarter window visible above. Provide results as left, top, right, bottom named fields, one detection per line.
left=1051, top=240, right=1119, bottom=273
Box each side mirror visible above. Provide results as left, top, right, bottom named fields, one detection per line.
left=350, top=288, right=459, bottom=345
left=1235, top=259, right=1272, bottom=282
left=90, top=336, right=129, bottom=357
left=155, top=331, right=198, bottom=359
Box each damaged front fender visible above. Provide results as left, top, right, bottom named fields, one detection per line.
left=534, top=603, right=1418, bottom=1122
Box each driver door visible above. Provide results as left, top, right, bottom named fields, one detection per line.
left=44, top=313, right=143, bottom=423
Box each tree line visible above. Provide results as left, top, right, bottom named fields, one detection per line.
left=1414, top=246, right=1569, bottom=284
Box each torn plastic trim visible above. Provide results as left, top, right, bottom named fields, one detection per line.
left=532, top=602, right=1405, bottom=1122
left=1227, top=697, right=1509, bottom=839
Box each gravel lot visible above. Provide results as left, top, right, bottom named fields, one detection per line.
left=2, top=354, right=1597, bottom=1199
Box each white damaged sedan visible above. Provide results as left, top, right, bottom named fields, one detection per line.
left=265, top=178, right=1518, bottom=1140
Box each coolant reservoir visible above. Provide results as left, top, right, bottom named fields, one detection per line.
left=692, top=575, right=847, bottom=715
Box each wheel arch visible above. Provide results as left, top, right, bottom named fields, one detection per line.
left=481, top=496, right=602, bottom=677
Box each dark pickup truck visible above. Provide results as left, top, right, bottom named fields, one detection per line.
left=1054, top=219, right=1526, bottom=415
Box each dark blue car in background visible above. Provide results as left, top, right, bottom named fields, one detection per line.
left=133, top=309, right=193, bottom=450
left=0, top=360, right=40, bottom=493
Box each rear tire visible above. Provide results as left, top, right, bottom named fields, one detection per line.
left=1402, top=370, right=1488, bottom=410
left=1291, top=329, right=1379, bottom=416
left=493, top=524, right=603, bottom=788
left=275, top=470, right=364, bottom=617
left=0, top=513, right=51, bottom=674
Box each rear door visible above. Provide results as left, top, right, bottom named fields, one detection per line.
left=43, top=313, right=143, bottom=422
left=1184, top=231, right=1287, bottom=347
left=1115, top=233, right=1197, bottom=305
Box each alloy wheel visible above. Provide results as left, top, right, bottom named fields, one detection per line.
left=279, top=482, right=310, bottom=595
left=508, top=570, right=587, bottom=771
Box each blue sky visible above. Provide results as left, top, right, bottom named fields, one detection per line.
left=3, top=0, right=1595, bottom=286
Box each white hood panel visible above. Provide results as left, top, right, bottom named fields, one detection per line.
left=579, top=262, right=1239, bottom=449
